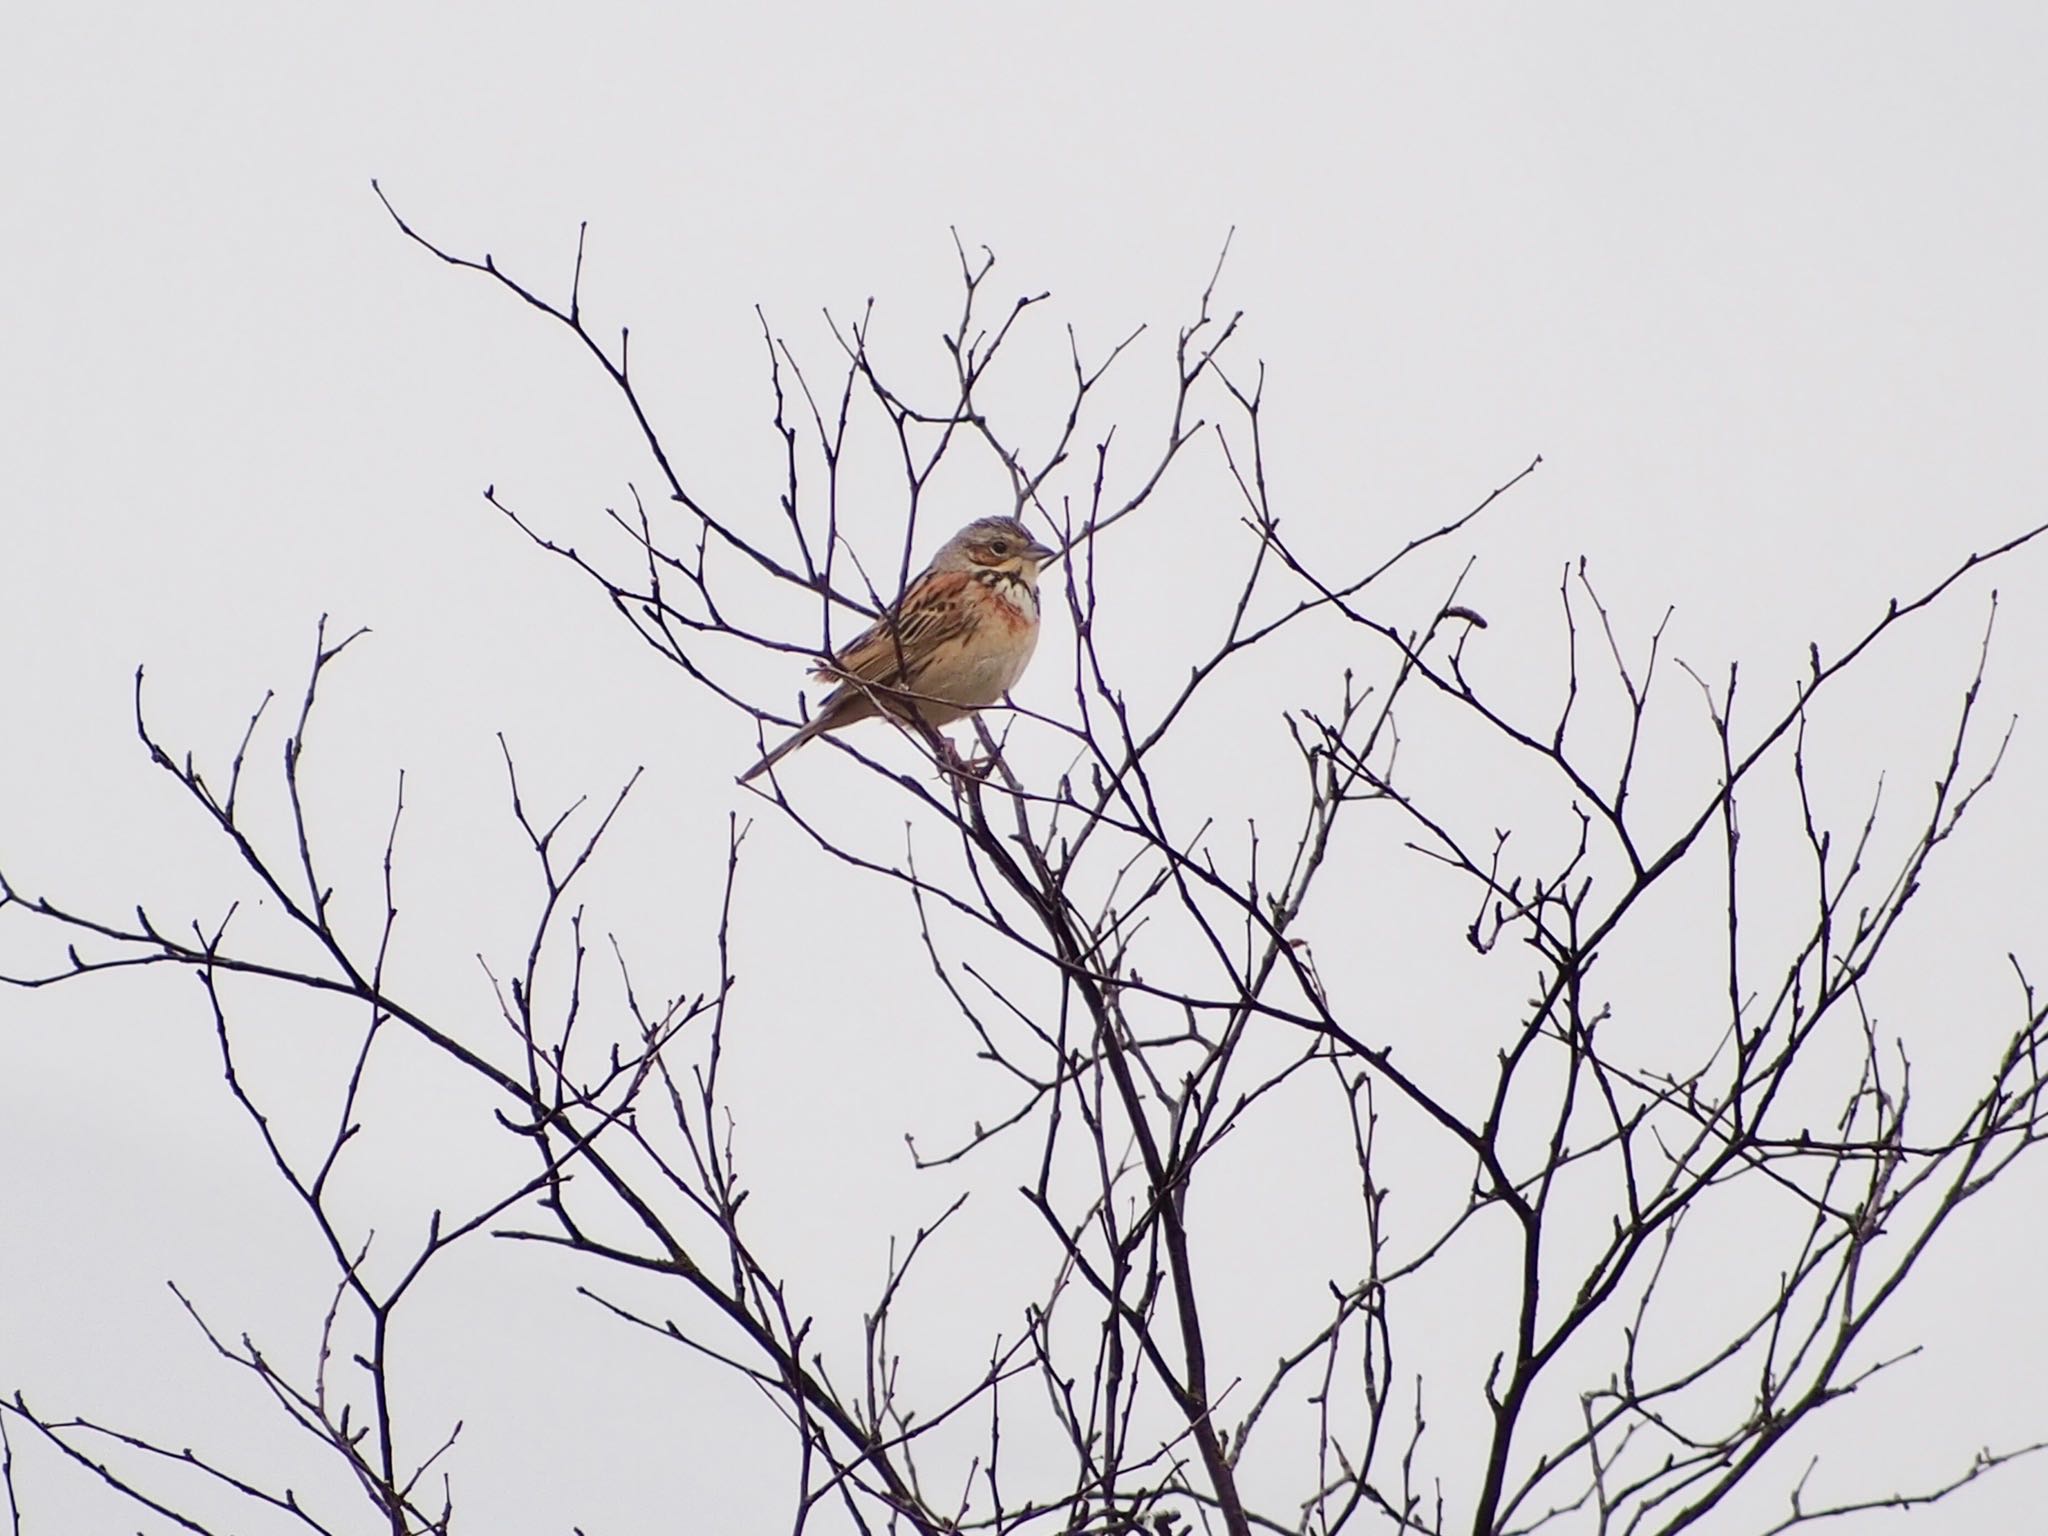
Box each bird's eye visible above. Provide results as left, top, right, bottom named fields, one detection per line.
left=988, top=539, right=1010, bottom=556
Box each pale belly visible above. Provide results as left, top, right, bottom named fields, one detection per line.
left=919, top=596, right=1040, bottom=717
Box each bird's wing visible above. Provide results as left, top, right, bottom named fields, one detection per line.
left=815, top=569, right=976, bottom=688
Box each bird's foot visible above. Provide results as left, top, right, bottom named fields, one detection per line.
left=937, top=737, right=996, bottom=782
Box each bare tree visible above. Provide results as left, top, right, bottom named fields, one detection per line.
left=3, top=195, right=2044, bottom=1536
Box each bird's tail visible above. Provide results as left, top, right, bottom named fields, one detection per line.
left=736, top=716, right=827, bottom=785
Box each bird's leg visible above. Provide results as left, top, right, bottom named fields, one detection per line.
left=938, top=733, right=995, bottom=781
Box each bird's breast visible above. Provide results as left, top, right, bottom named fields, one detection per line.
left=915, top=571, right=1040, bottom=707
left=978, top=569, right=1040, bottom=629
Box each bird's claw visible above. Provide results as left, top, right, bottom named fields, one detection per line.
left=937, top=738, right=996, bottom=782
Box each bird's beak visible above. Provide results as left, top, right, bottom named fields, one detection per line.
left=1025, top=539, right=1058, bottom=569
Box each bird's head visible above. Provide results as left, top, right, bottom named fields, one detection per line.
left=938, top=517, right=1058, bottom=586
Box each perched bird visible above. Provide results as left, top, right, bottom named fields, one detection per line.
left=739, top=516, right=1057, bottom=783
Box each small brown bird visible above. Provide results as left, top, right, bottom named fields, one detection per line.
left=739, top=516, right=1057, bottom=783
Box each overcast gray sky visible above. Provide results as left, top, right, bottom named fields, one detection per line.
left=4, top=6, right=2046, bottom=1533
